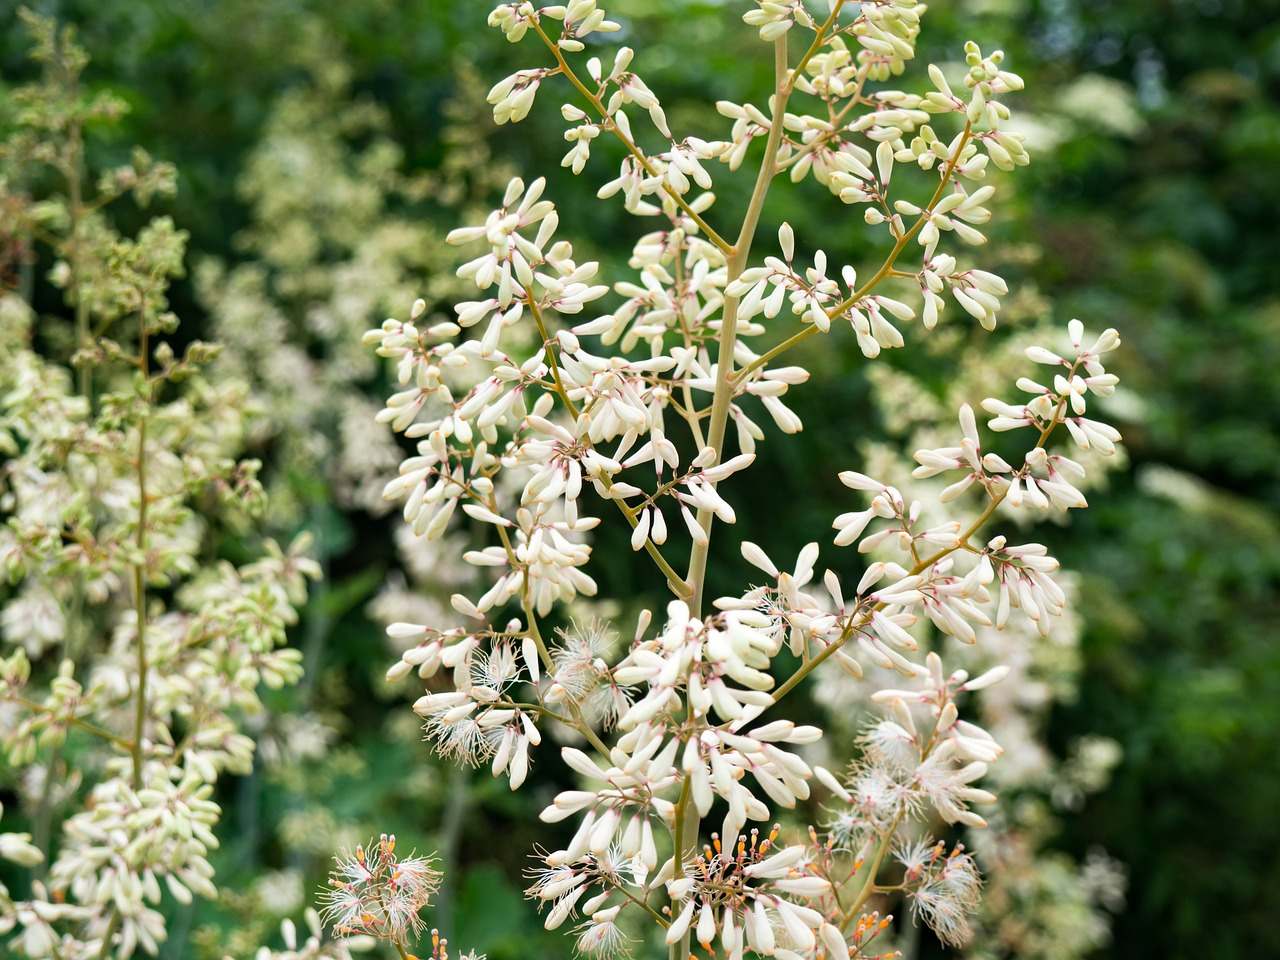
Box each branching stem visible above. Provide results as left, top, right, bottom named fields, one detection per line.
left=839, top=809, right=905, bottom=930
left=529, top=298, right=690, bottom=595
left=520, top=596, right=612, bottom=760
left=11, top=695, right=133, bottom=750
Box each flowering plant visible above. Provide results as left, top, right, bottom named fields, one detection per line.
left=360, top=2, right=1124, bottom=960
left=0, top=11, right=317, bottom=958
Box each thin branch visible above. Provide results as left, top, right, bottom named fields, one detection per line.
left=11, top=695, right=133, bottom=750
left=528, top=298, right=690, bottom=595
left=605, top=874, right=670, bottom=929
left=520, top=598, right=613, bottom=760
left=839, top=811, right=905, bottom=931
left=530, top=298, right=581, bottom=416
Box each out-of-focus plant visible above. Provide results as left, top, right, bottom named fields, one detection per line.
left=196, top=53, right=426, bottom=529
left=353, top=3, right=1126, bottom=960
left=0, top=11, right=323, bottom=958
left=193, top=40, right=528, bottom=953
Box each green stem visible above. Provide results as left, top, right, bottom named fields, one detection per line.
left=665, top=20, right=852, bottom=959
left=65, top=120, right=91, bottom=401
left=669, top=775, right=695, bottom=960
left=530, top=298, right=581, bottom=417
left=131, top=317, right=150, bottom=789
left=54, top=117, right=91, bottom=881
left=670, top=776, right=693, bottom=877
left=680, top=8, right=851, bottom=617
left=839, top=811, right=904, bottom=930
left=839, top=704, right=950, bottom=931
left=915, top=394, right=1069, bottom=569
left=10, top=694, right=133, bottom=750
left=774, top=70, right=869, bottom=172
left=607, top=874, right=670, bottom=929
left=683, top=35, right=793, bottom=619
left=30, top=742, right=59, bottom=883
left=520, top=597, right=612, bottom=759
left=529, top=299, right=690, bottom=596
left=93, top=907, right=121, bottom=960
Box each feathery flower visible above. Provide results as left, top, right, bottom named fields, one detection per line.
left=319, top=834, right=441, bottom=942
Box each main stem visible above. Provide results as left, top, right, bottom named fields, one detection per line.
left=680, top=0, right=849, bottom=616
left=131, top=320, right=150, bottom=789
left=683, top=36, right=793, bottom=620
left=671, top=32, right=806, bottom=960
left=66, top=121, right=91, bottom=402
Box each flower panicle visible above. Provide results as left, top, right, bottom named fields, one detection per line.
left=357, top=5, right=1123, bottom=960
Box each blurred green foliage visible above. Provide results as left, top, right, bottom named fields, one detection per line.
left=3, top=1, right=1279, bottom=958
left=1002, top=4, right=1280, bottom=958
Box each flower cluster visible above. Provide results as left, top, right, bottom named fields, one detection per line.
left=826, top=654, right=1006, bottom=848
left=356, top=2, right=1127, bottom=958
left=897, top=839, right=982, bottom=947
left=665, top=830, right=837, bottom=960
